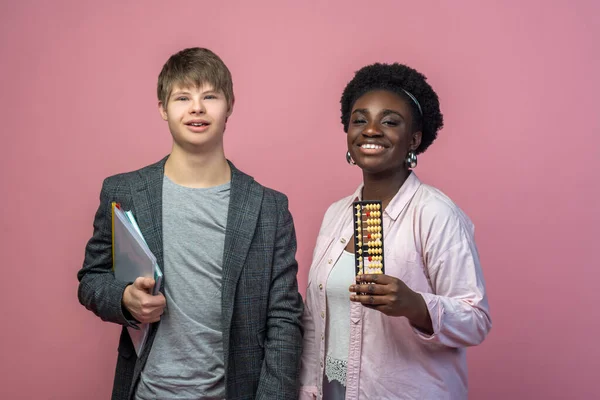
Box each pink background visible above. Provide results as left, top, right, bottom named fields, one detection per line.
left=1, top=0, right=599, bottom=398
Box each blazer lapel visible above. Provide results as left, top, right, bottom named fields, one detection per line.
left=221, top=162, right=264, bottom=351
left=131, top=157, right=167, bottom=292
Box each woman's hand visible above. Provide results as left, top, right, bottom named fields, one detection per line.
left=349, top=274, right=434, bottom=334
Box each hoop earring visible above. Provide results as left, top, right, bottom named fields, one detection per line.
left=346, top=151, right=356, bottom=165
left=405, top=151, right=417, bottom=169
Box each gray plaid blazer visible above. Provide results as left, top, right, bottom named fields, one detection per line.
left=77, top=157, right=304, bottom=399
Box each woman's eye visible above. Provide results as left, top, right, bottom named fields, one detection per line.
left=204, top=95, right=217, bottom=100
left=176, top=97, right=189, bottom=101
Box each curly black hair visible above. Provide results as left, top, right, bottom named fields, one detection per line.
left=340, top=63, right=444, bottom=154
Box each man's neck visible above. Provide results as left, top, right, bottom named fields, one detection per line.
left=164, top=145, right=231, bottom=188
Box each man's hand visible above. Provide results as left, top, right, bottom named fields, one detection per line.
left=122, top=277, right=166, bottom=323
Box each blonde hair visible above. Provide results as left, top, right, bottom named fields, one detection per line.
left=157, top=47, right=234, bottom=108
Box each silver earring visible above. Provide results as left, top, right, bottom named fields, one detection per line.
left=406, top=151, right=417, bottom=169
left=346, top=151, right=356, bottom=165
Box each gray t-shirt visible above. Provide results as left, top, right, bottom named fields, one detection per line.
left=135, top=176, right=230, bottom=400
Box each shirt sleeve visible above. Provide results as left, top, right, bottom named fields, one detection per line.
left=411, top=201, right=492, bottom=348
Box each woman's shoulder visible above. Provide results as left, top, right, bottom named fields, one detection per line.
left=413, top=182, right=474, bottom=233
left=324, top=194, right=355, bottom=219
left=312, top=193, right=356, bottom=238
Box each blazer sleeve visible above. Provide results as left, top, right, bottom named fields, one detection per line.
left=77, top=177, right=138, bottom=327
left=255, top=194, right=304, bottom=399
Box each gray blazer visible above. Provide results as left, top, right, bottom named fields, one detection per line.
left=77, top=157, right=304, bottom=399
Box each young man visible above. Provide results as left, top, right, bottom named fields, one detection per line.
left=77, top=47, right=303, bottom=400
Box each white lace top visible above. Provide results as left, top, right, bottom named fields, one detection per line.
left=325, top=250, right=355, bottom=386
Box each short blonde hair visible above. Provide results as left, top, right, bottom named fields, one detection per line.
left=157, top=47, right=234, bottom=108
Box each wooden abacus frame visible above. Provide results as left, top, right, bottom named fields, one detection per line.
left=352, top=200, right=385, bottom=277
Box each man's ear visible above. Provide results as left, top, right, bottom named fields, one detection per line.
left=158, top=101, right=168, bottom=121
left=227, top=95, right=235, bottom=118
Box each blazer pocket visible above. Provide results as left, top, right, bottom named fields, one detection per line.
left=256, top=328, right=266, bottom=349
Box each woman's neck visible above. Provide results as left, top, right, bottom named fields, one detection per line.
left=362, top=168, right=411, bottom=210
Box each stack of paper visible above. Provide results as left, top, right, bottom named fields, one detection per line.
left=112, top=202, right=163, bottom=356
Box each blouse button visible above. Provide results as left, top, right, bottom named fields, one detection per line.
left=319, top=283, right=323, bottom=290
left=340, top=238, right=347, bottom=244
left=328, top=258, right=333, bottom=264
left=321, top=311, right=325, bottom=318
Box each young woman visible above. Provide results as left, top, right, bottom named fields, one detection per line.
left=299, top=63, right=492, bottom=400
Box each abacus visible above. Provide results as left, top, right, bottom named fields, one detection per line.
left=352, top=201, right=385, bottom=276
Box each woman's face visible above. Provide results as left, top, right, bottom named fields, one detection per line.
left=347, top=90, right=421, bottom=175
